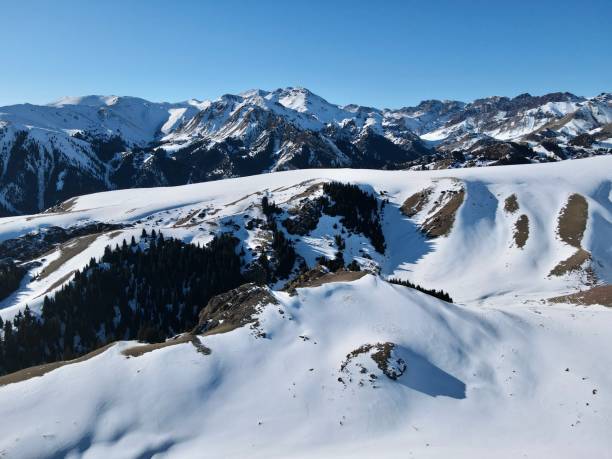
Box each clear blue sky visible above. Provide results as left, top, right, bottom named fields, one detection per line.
left=1, top=0, right=610, bottom=108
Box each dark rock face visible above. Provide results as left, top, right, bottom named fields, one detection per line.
left=477, top=142, right=535, bottom=165
left=569, top=133, right=595, bottom=148
left=0, top=132, right=108, bottom=216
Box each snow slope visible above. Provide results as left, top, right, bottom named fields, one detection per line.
left=0, top=158, right=611, bottom=457
left=1, top=156, right=611, bottom=321
left=0, top=276, right=611, bottom=458
left=1, top=95, right=201, bottom=145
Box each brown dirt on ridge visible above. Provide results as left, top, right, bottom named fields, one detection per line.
left=0, top=342, right=116, bottom=387
left=106, top=230, right=124, bottom=239
left=557, top=193, right=588, bottom=249
left=549, top=285, right=612, bottom=307
left=298, top=270, right=366, bottom=289
left=549, top=248, right=591, bottom=277
left=286, top=183, right=324, bottom=204
left=549, top=193, right=591, bottom=277
left=122, top=334, right=210, bottom=358
left=421, top=189, right=465, bottom=238
left=0, top=334, right=213, bottom=386
left=514, top=214, right=529, bottom=248
left=284, top=267, right=367, bottom=295
left=225, top=191, right=265, bottom=207
left=271, top=179, right=317, bottom=193
left=400, top=188, right=432, bottom=217
left=36, top=270, right=76, bottom=298
left=42, top=197, right=79, bottom=214
left=37, top=233, right=101, bottom=281
left=174, top=209, right=200, bottom=227
left=504, top=194, right=519, bottom=213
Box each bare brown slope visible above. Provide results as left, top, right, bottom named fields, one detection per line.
left=504, top=194, right=519, bottom=213
left=400, top=188, right=432, bottom=217
left=557, top=193, right=588, bottom=249
left=37, top=233, right=102, bottom=281
left=122, top=334, right=210, bottom=358
left=283, top=267, right=367, bottom=296
left=421, top=189, right=465, bottom=238
left=514, top=214, right=529, bottom=249
left=549, top=285, right=612, bottom=307
left=550, top=194, right=591, bottom=277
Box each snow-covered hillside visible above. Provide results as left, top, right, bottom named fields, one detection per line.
left=1, top=88, right=610, bottom=216
left=1, top=155, right=610, bottom=320
left=1, top=275, right=611, bottom=458
left=0, top=152, right=611, bottom=458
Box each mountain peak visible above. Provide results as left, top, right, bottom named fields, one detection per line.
left=268, top=86, right=334, bottom=113
left=48, top=95, right=121, bottom=108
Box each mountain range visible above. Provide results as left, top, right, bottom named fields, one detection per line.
left=1, top=87, right=610, bottom=216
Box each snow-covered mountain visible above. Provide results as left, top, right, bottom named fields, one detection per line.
left=1, top=88, right=610, bottom=216
left=0, top=157, right=611, bottom=457
left=421, top=92, right=612, bottom=165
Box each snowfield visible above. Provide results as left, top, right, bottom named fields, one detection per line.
left=0, top=157, right=611, bottom=457
left=1, top=276, right=611, bottom=458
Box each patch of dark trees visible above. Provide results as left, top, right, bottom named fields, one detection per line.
left=320, top=182, right=386, bottom=253
left=259, top=193, right=371, bottom=280
left=73, top=133, right=127, bottom=162
left=0, top=231, right=244, bottom=376
left=387, top=277, right=453, bottom=303
left=0, top=260, right=26, bottom=302
left=316, top=234, right=360, bottom=273
left=283, top=182, right=386, bottom=254
left=282, top=198, right=324, bottom=235
left=0, top=222, right=125, bottom=262
left=250, top=197, right=296, bottom=282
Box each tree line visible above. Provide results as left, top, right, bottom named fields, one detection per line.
left=0, top=260, right=26, bottom=302
left=388, top=277, right=453, bottom=303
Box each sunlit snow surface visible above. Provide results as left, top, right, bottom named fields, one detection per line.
left=0, top=158, right=611, bottom=457
left=1, top=276, right=611, bottom=458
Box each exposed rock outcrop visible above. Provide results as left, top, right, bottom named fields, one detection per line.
left=192, top=283, right=278, bottom=336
